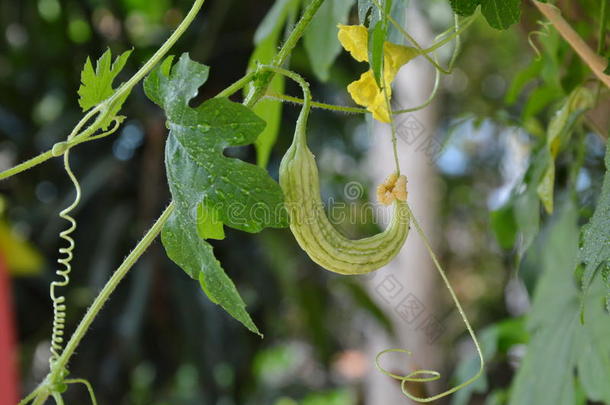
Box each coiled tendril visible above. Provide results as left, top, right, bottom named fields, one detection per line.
left=49, top=149, right=82, bottom=367
left=374, top=206, right=484, bottom=403
left=528, top=20, right=553, bottom=60
left=48, top=117, right=121, bottom=368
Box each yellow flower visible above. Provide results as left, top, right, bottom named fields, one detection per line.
left=376, top=173, right=408, bottom=205
left=337, top=24, right=419, bottom=123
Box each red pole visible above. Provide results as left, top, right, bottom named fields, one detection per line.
left=0, top=253, right=19, bottom=405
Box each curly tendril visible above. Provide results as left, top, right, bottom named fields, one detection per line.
left=49, top=150, right=82, bottom=366
left=48, top=117, right=122, bottom=368
left=528, top=20, right=553, bottom=60
left=375, top=206, right=485, bottom=403
left=64, top=379, right=99, bottom=405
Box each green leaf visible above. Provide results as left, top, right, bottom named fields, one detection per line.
left=480, top=0, right=521, bottom=30
left=536, top=161, right=555, bottom=213
left=505, top=59, right=542, bottom=105
left=578, top=142, right=610, bottom=312
left=368, top=20, right=386, bottom=87
left=163, top=95, right=288, bottom=233
left=162, top=210, right=260, bottom=335
left=508, top=201, right=610, bottom=405
left=522, top=84, right=564, bottom=121
left=77, top=48, right=132, bottom=129
left=304, top=0, right=355, bottom=82
left=450, top=0, right=521, bottom=30
left=449, top=0, right=480, bottom=16
left=145, top=54, right=289, bottom=334
left=146, top=55, right=288, bottom=232
left=358, top=0, right=407, bottom=42
left=536, top=87, right=594, bottom=213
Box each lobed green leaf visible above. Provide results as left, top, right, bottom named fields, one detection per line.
left=145, top=54, right=289, bottom=334
left=78, top=48, right=132, bottom=129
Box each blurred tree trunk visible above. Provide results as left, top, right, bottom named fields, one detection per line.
left=364, top=3, right=442, bottom=403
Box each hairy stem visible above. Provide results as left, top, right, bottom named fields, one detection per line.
left=272, top=0, right=325, bottom=67
left=47, top=203, right=174, bottom=381
left=116, top=0, right=206, bottom=95
left=533, top=1, right=610, bottom=89
left=244, top=0, right=325, bottom=106
left=0, top=150, right=54, bottom=181
left=264, top=93, right=367, bottom=114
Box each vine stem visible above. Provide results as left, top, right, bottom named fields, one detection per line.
left=0, top=150, right=54, bottom=181
left=244, top=0, right=325, bottom=106
left=47, top=203, right=174, bottom=382
left=264, top=93, right=367, bottom=114
left=533, top=0, right=610, bottom=89
left=0, top=0, right=207, bottom=182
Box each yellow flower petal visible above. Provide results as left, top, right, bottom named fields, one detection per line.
left=347, top=70, right=378, bottom=106
left=370, top=92, right=391, bottom=123
left=383, top=42, right=419, bottom=85
left=337, top=24, right=369, bottom=63
left=338, top=26, right=419, bottom=123
left=347, top=70, right=391, bottom=123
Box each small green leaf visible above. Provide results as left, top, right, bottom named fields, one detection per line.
left=304, top=0, right=355, bottom=82
left=197, top=201, right=225, bottom=240
left=536, top=161, right=555, bottom=214
left=449, top=0, right=480, bottom=16
left=78, top=48, right=132, bottom=128
left=535, top=87, right=594, bottom=213
left=505, top=59, right=542, bottom=105
left=368, top=21, right=386, bottom=87
left=480, top=0, right=521, bottom=30
left=450, top=0, right=521, bottom=29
